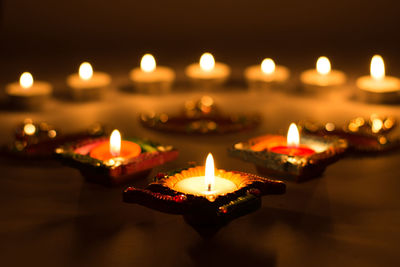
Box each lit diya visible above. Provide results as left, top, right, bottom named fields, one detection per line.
left=299, top=115, right=400, bottom=153
left=229, top=123, right=347, bottom=182
left=5, top=119, right=104, bottom=159
left=123, top=153, right=285, bottom=237
left=140, top=96, right=261, bottom=134
left=56, top=129, right=178, bottom=186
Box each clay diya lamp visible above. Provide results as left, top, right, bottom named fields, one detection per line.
left=140, top=96, right=261, bottom=134
left=123, top=153, right=285, bottom=237
left=229, top=123, right=348, bottom=182
left=5, top=118, right=104, bottom=159
left=299, top=115, right=399, bottom=153
left=55, top=129, right=178, bottom=186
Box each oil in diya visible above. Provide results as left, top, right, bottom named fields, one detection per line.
left=185, top=52, right=231, bottom=89
left=244, top=58, right=290, bottom=90
left=356, top=55, right=400, bottom=104
left=229, top=123, right=347, bottom=182
left=129, top=54, right=176, bottom=94
left=123, top=153, right=285, bottom=237
left=56, top=129, right=178, bottom=186
left=5, top=72, right=53, bottom=109
left=66, top=62, right=111, bottom=100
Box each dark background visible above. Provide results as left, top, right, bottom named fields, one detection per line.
left=1, top=0, right=400, bottom=77
left=1, top=1, right=400, bottom=267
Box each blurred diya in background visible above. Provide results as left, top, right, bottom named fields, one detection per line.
left=5, top=72, right=53, bottom=109
left=185, top=52, right=231, bottom=89
left=356, top=55, right=400, bottom=104
left=56, top=129, right=178, bottom=186
left=299, top=115, right=400, bottom=153
left=123, top=153, right=285, bottom=237
left=300, top=56, right=346, bottom=93
left=66, top=62, right=111, bottom=100
left=129, top=54, right=176, bottom=94
left=229, top=123, right=347, bottom=182
left=140, top=96, right=261, bottom=134
left=5, top=118, right=104, bottom=158
left=244, top=58, right=290, bottom=90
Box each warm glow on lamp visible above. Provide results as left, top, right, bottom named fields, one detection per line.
left=205, top=153, right=215, bottom=191
left=287, top=123, right=300, bottom=147
left=261, top=58, right=276, bottom=74
left=200, top=53, right=215, bottom=71
left=370, top=55, right=385, bottom=80
left=20, top=72, right=33, bottom=89
left=79, top=62, right=93, bottom=80
left=110, top=129, right=121, bottom=157
left=140, top=54, right=156, bottom=73
left=316, top=57, right=331, bottom=75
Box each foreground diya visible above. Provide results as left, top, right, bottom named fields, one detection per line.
left=229, top=123, right=347, bottom=182
left=123, top=153, right=285, bottom=237
left=140, top=96, right=260, bottom=134
left=5, top=119, right=104, bottom=158
left=299, top=115, right=399, bottom=153
left=56, top=129, right=178, bottom=186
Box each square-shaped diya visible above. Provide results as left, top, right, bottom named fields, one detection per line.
left=55, top=129, right=178, bottom=186
left=228, top=123, right=348, bottom=182
left=123, top=153, right=285, bottom=237
left=299, top=115, right=400, bottom=153
left=5, top=118, right=105, bottom=159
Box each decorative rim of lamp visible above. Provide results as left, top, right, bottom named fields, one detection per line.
left=55, top=136, right=179, bottom=186
left=228, top=134, right=348, bottom=182
left=123, top=165, right=285, bottom=236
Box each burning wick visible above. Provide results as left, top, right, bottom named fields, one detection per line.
left=205, top=153, right=215, bottom=192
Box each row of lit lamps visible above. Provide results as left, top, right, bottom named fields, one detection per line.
left=5, top=52, right=399, bottom=105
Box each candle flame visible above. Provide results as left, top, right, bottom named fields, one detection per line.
left=200, top=53, right=215, bottom=71
left=20, top=72, right=34, bottom=89
left=110, top=129, right=121, bottom=157
left=316, top=56, right=331, bottom=75
left=261, top=58, right=276, bottom=74
left=287, top=123, right=300, bottom=147
left=79, top=62, right=93, bottom=80
left=140, top=54, right=156, bottom=72
left=370, top=55, right=385, bottom=80
left=205, top=153, right=215, bottom=191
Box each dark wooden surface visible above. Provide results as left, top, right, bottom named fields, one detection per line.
left=0, top=75, right=399, bottom=266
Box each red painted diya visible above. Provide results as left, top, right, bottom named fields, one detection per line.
left=123, top=156, right=286, bottom=237
left=5, top=118, right=104, bottom=158
left=55, top=129, right=178, bottom=186
left=299, top=115, right=399, bottom=153
left=229, top=123, right=347, bottom=182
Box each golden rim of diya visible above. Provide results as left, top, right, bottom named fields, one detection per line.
left=159, top=166, right=274, bottom=200
left=228, top=134, right=348, bottom=181
left=55, top=136, right=178, bottom=186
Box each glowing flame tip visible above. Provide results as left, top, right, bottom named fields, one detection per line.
left=140, top=54, right=156, bottom=72
left=110, top=129, right=121, bottom=157
left=20, top=72, right=34, bottom=89
left=287, top=123, right=300, bottom=147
